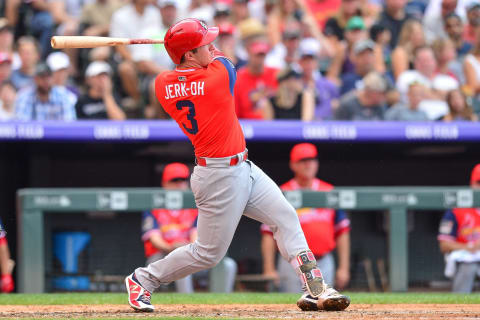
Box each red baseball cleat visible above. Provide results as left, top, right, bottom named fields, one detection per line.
left=125, top=273, right=154, bottom=312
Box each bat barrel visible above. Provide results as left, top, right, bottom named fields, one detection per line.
left=51, top=36, right=164, bottom=49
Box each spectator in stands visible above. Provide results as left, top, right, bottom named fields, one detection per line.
left=327, top=16, right=368, bottom=85
left=80, top=0, right=124, bottom=37
left=266, top=0, right=303, bottom=45
left=261, top=67, right=314, bottom=120
left=130, top=0, right=178, bottom=119
left=340, top=39, right=376, bottom=95
left=0, top=82, right=16, bottom=121
left=298, top=37, right=339, bottom=120
left=423, top=0, right=468, bottom=44
left=0, top=18, right=14, bottom=56
left=370, top=23, right=392, bottom=74
left=0, top=52, right=13, bottom=85
left=375, top=0, right=412, bottom=49
left=235, top=40, right=278, bottom=119
left=442, top=88, right=478, bottom=121
left=304, top=0, right=342, bottom=31
left=463, top=28, right=480, bottom=102
left=265, top=21, right=302, bottom=70
left=186, top=0, right=214, bottom=26
left=142, top=162, right=237, bottom=293
left=109, top=0, right=161, bottom=110
left=432, top=38, right=463, bottom=82
left=334, top=71, right=388, bottom=120
left=438, top=164, right=480, bottom=293
left=15, top=63, right=77, bottom=121
left=10, top=37, right=40, bottom=91
left=391, top=20, right=426, bottom=80
left=216, top=22, right=237, bottom=65
left=231, top=0, right=250, bottom=25
left=462, top=1, right=480, bottom=44
left=5, top=0, right=54, bottom=59
left=261, top=143, right=351, bottom=291
left=323, top=0, right=363, bottom=42
left=385, top=82, right=429, bottom=121
left=46, top=51, right=79, bottom=96
left=75, top=61, right=125, bottom=120
left=212, top=3, right=231, bottom=26
left=0, top=218, right=14, bottom=293
left=444, top=13, right=473, bottom=60
left=236, top=17, right=267, bottom=67
left=396, top=46, right=459, bottom=120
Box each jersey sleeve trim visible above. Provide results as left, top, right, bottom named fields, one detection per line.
left=215, top=57, right=237, bottom=95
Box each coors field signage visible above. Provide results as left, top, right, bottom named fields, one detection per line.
left=0, top=121, right=478, bottom=142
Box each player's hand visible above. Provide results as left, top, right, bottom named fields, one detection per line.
left=335, top=268, right=350, bottom=290
left=1, top=274, right=14, bottom=293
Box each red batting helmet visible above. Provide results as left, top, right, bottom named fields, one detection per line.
left=164, top=18, right=219, bottom=65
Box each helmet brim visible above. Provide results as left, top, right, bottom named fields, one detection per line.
left=198, top=27, right=219, bottom=48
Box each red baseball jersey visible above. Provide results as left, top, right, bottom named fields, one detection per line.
left=438, top=208, right=480, bottom=244
left=261, top=178, right=350, bottom=257
left=142, top=209, right=198, bottom=258
left=155, top=55, right=246, bottom=158
left=234, top=66, right=278, bottom=119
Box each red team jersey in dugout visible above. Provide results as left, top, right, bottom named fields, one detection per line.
left=155, top=56, right=246, bottom=158
left=261, top=178, right=350, bottom=257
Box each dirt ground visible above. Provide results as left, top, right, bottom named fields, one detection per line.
left=0, top=304, right=479, bottom=319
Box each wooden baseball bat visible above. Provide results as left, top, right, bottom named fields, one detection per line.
left=51, top=36, right=164, bottom=49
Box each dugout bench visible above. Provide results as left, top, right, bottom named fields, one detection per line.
left=16, top=187, right=480, bottom=293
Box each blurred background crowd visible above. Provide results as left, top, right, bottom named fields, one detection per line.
left=0, top=0, right=479, bottom=122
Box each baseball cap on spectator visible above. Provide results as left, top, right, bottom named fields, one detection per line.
left=85, top=61, right=111, bottom=77
left=353, top=39, right=375, bottom=55
left=162, top=162, right=190, bottom=183
left=239, top=18, right=265, bottom=40
left=299, top=38, right=321, bottom=58
left=214, top=3, right=231, bottom=17
left=362, top=72, right=388, bottom=92
left=290, top=143, right=318, bottom=163
left=0, top=52, right=12, bottom=65
left=219, top=22, right=235, bottom=36
left=471, top=164, right=480, bottom=184
left=249, top=40, right=270, bottom=55
left=34, top=63, right=52, bottom=77
left=345, top=16, right=366, bottom=31
left=467, top=1, right=480, bottom=11
left=158, top=0, right=177, bottom=7
left=277, top=68, right=301, bottom=82
left=46, top=51, right=70, bottom=72
left=0, top=18, right=12, bottom=32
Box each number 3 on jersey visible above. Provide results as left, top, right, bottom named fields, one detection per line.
left=176, top=100, right=198, bottom=135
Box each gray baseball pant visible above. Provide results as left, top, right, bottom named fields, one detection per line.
left=135, top=160, right=308, bottom=293
left=452, top=262, right=480, bottom=293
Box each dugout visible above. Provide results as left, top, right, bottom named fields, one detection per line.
left=2, top=120, right=480, bottom=292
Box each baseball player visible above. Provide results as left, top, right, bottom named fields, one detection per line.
left=142, top=162, right=237, bottom=293
left=125, top=18, right=350, bottom=312
left=438, top=164, right=480, bottom=293
left=261, top=143, right=351, bottom=301
left=0, top=218, right=14, bottom=293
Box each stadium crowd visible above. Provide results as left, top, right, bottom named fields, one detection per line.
left=0, top=0, right=479, bottom=122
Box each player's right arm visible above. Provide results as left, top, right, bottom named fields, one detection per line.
left=437, top=210, right=472, bottom=253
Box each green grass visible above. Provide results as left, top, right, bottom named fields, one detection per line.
left=1, top=292, right=480, bottom=305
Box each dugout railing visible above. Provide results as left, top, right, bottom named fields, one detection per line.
left=16, top=187, right=480, bottom=293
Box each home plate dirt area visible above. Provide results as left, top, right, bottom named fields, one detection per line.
left=0, top=304, right=480, bottom=319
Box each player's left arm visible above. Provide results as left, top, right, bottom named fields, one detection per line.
left=212, top=47, right=237, bottom=96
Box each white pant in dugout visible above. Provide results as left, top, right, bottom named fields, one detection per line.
left=135, top=160, right=309, bottom=293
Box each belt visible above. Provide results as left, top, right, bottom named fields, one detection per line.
left=196, top=149, right=248, bottom=167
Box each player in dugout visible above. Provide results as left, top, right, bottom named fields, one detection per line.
left=125, top=18, right=350, bottom=313
left=142, top=162, right=237, bottom=293
left=0, top=218, right=14, bottom=293
left=261, top=143, right=351, bottom=297
left=438, top=163, right=480, bottom=293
